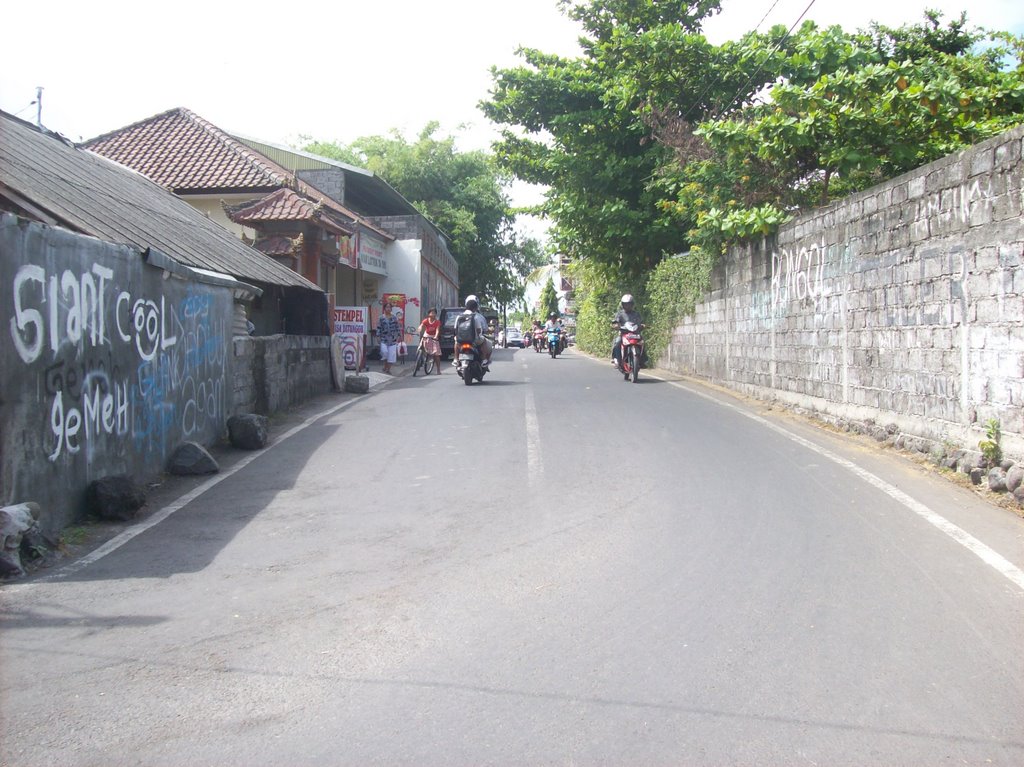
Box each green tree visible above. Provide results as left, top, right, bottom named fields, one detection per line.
left=301, top=123, right=544, bottom=303
left=539, top=276, right=560, bottom=318
left=484, top=3, right=1024, bottom=358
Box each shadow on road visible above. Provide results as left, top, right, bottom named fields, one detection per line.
left=50, top=406, right=343, bottom=583
left=0, top=605, right=169, bottom=631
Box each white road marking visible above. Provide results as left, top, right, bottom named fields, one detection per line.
left=29, top=394, right=372, bottom=584
left=524, top=377, right=543, bottom=484
left=641, top=367, right=1024, bottom=592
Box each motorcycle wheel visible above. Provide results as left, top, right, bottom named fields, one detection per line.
left=630, top=347, right=639, bottom=383
left=463, top=367, right=473, bottom=385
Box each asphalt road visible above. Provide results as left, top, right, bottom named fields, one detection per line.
left=3, top=346, right=1024, bottom=766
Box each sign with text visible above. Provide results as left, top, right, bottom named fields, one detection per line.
left=332, top=306, right=367, bottom=335
left=357, top=233, right=387, bottom=276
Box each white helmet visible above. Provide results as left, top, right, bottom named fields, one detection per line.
left=465, top=294, right=479, bottom=310
left=621, top=294, right=634, bottom=306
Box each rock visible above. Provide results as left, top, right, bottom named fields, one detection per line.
left=928, top=444, right=947, bottom=465
left=1006, top=465, right=1024, bottom=493
left=959, top=451, right=984, bottom=474
left=869, top=426, right=888, bottom=442
left=168, top=442, right=220, bottom=475
left=969, top=468, right=984, bottom=486
left=227, top=414, right=269, bottom=450
left=0, top=502, right=41, bottom=577
left=905, top=437, right=929, bottom=454
left=1000, top=459, right=1015, bottom=472
left=344, top=375, right=370, bottom=394
left=86, top=476, right=146, bottom=521
left=1014, top=486, right=1024, bottom=508
left=20, top=527, right=54, bottom=564
left=941, top=454, right=960, bottom=471
left=987, top=467, right=1008, bottom=493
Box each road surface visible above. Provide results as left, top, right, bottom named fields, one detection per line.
left=2, top=346, right=1023, bottom=766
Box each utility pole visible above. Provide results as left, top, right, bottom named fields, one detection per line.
left=35, top=87, right=43, bottom=128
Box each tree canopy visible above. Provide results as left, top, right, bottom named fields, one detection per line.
left=483, top=2, right=1024, bottom=357
left=302, top=123, right=544, bottom=305
left=484, top=3, right=1024, bottom=277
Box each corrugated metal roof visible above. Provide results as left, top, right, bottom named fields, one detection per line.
left=233, top=135, right=426, bottom=219
left=0, top=111, right=321, bottom=291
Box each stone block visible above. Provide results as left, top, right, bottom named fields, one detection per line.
left=345, top=375, right=370, bottom=394
left=86, top=476, right=146, bottom=521
left=994, top=139, right=1021, bottom=170
left=168, top=442, right=220, bottom=475
left=908, top=176, right=926, bottom=199
left=969, top=200, right=993, bottom=228
left=970, top=149, right=994, bottom=177
left=227, top=414, right=270, bottom=450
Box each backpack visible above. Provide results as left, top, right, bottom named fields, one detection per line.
left=455, top=313, right=477, bottom=344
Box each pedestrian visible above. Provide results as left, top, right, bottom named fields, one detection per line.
left=417, top=307, right=443, bottom=374
left=377, top=301, right=402, bottom=374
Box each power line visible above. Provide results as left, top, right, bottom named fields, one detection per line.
left=672, top=0, right=787, bottom=128
left=707, top=0, right=819, bottom=122
left=12, top=101, right=37, bottom=118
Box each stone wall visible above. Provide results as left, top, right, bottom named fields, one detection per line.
left=232, top=334, right=331, bottom=416
left=663, top=125, right=1024, bottom=460
left=1, top=216, right=234, bottom=534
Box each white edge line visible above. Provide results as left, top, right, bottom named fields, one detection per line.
left=26, top=391, right=377, bottom=585
left=639, top=369, right=1024, bottom=592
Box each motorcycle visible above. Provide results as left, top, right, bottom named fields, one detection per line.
left=455, top=341, right=488, bottom=385
left=547, top=327, right=561, bottom=358
left=532, top=330, right=543, bottom=353
left=617, top=321, right=644, bottom=383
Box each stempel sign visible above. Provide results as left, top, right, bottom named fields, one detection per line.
left=332, top=306, right=367, bottom=335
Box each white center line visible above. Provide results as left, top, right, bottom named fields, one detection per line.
left=524, top=377, right=543, bottom=485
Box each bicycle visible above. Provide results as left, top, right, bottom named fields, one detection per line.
left=412, top=335, right=436, bottom=376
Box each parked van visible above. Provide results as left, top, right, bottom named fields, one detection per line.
left=439, top=305, right=498, bottom=359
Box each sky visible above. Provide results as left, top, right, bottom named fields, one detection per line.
left=2, top=0, right=1022, bottom=228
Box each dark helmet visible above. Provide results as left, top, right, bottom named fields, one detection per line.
left=465, top=294, right=479, bottom=311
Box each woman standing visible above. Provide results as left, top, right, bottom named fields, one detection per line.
left=377, top=301, right=402, bottom=374
left=417, top=308, right=443, bottom=375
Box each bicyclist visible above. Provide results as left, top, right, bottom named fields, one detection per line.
left=417, top=307, right=442, bottom=375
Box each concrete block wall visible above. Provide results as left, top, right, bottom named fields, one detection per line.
left=233, top=335, right=331, bottom=416
left=663, top=125, right=1024, bottom=459
left=1, top=216, right=234, bottom=534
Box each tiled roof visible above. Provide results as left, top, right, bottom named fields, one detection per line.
left=83, top=107, right=393, bottom=241
left=227, top=188, right=353, bottom=235
left=0, top=110, right=320, bottom=291
left=83, top=108, right=289, bottom=193
left=254, top=234, right=304, bottom=258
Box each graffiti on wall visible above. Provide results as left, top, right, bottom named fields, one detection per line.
left=770, top=241, right=842, bottom=316
left=9, top=263, right=226, bottom=462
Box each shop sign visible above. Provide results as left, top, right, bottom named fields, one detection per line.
left=332, top=306, right=367, bottom=335
left=358, top=233, right=387, bottom=276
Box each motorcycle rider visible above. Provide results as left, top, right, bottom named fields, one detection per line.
left=611, top=294, right=643, bottom=366
left=531, top=319, right=544, bottom=350
left=453, top=295, right=493, bottom=368
left=544, top=312, right=561, bottom=350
